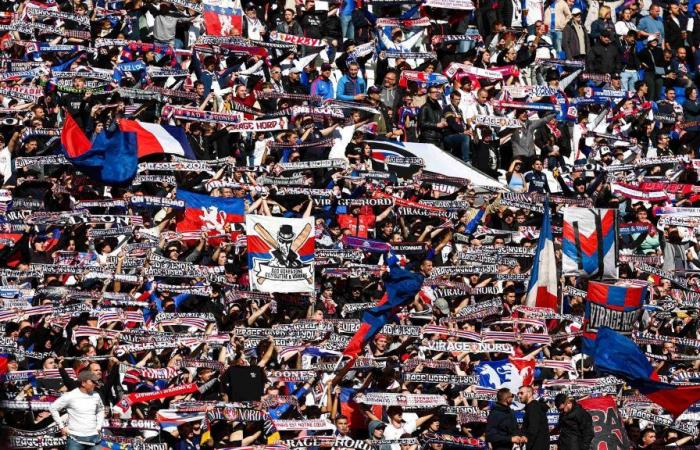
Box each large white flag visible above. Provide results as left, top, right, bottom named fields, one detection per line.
left=246, top=215, right=315, bottom=293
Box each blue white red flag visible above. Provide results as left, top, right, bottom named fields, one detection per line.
left=118, top=119, right=196, bottom=159
left=61, top=112, right=139, bottom=186
left=175, top=189, right=245, bottom=237
left=203, top=2, right=242, bottom=36
left=525, top=199, right=558, bottom=311
left=474, top=358, right=535, bottom=393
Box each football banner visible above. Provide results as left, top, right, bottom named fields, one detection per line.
left=562, top=208, right=617, bottom=278
left=247, top=215, right=314, bottom=293
left=578, top=396, right=632, bottom=450
left=474, top=358, right=535, bottom=393
left=582, top=279, right=647, bottom=354
left=203, top=1, right=242, bottom=36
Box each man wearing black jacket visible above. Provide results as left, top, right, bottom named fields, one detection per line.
left=486, top=388, right=526, bottom=450
left=418, top=87, right=447, bottom=148
left=518, top=386, right=549, bottom=450
left=442, top=91, right=470, bottom=162
left=555, top=394, right=594, bottom=450
left=587, top=30, right=622, bottom=75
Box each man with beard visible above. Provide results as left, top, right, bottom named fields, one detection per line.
left=518, top=386, right=549, bottom=450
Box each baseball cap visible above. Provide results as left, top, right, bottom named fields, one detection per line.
left=369, top=420, right=386, bottom=434
left=78, top=370, right=100, bottom=382
left=571, top=7, right=582, bottom=14
left=434, top=298, right=450, bottom=315
left=321, top=63, right=332, bottom=71
left=647, top=35, right=658, bottom=42
left=368, top=85, right=381, bottom=94
left=289, top=66, right=303, bottom=74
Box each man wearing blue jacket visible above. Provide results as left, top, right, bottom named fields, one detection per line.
left=311, top=63, right=336, bottom=99
left=336, top=61, right=367, bottom=101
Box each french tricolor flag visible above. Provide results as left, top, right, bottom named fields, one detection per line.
left=118, top=120, right=196, bottom=159
left=525, top=198, right=558, bottom=311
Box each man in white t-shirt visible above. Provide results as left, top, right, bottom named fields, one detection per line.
left=381, top=405, right=435, bottom=450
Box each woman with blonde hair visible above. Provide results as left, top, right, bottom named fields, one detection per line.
left=590, top=5, right=615, bottom=41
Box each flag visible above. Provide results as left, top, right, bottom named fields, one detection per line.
left=578, top=395, right=632, bottom=450
left=592, top=327, right=700, bottom=417
left=582, top=280, right=647, bottom=354
left=61, top=112, right=91, bottom=158
left=175, top=190, right=245, bottom=238
left=343, top=266, right=425, bottom=359
left=246, top=215, right=314, bottom=293
left=525, top=199, right=558, bottom=311
left=118, top=119, right=196, bottom=159
left=203, top=1, right=243, bottom=36
left=61, top=113, right=139, bottom=186
left=562, top=208, right=617, bottom=278
left=474, top=358, right=535, bottom=393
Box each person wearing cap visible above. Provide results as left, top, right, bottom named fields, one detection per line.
left=369, top=420, right=392, bottom=450
left=269, top=224, right=302, bottom=268
left=242, top=2, right=267, bottom=39
left=562, top=8, right=588, bottom=59
left=49, top=370, right=105, bottom=449
left=639, top=32, right=666, bottom=100
left=554, top=394, right=593, bottom=450
left=367, top=85, right=395, bottom=138
left=311, top=63, right=336, bottom=100
left=378, top=405, right=436, bottom=450
left=587, top=29, right=622, bottom=75
left=284, top=66, right=309, bottom=95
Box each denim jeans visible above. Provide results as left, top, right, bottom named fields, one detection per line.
left=444, top=134, right=471, bottom=162
left=458, top=39, right=478, bottom=53
left=550, top=30, right=563, bottom=54
left=340, top=14, right=354, bottom=41
left=67, top=435, right=101, bottom=450
left=621, top=69, right=639, bottom=93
